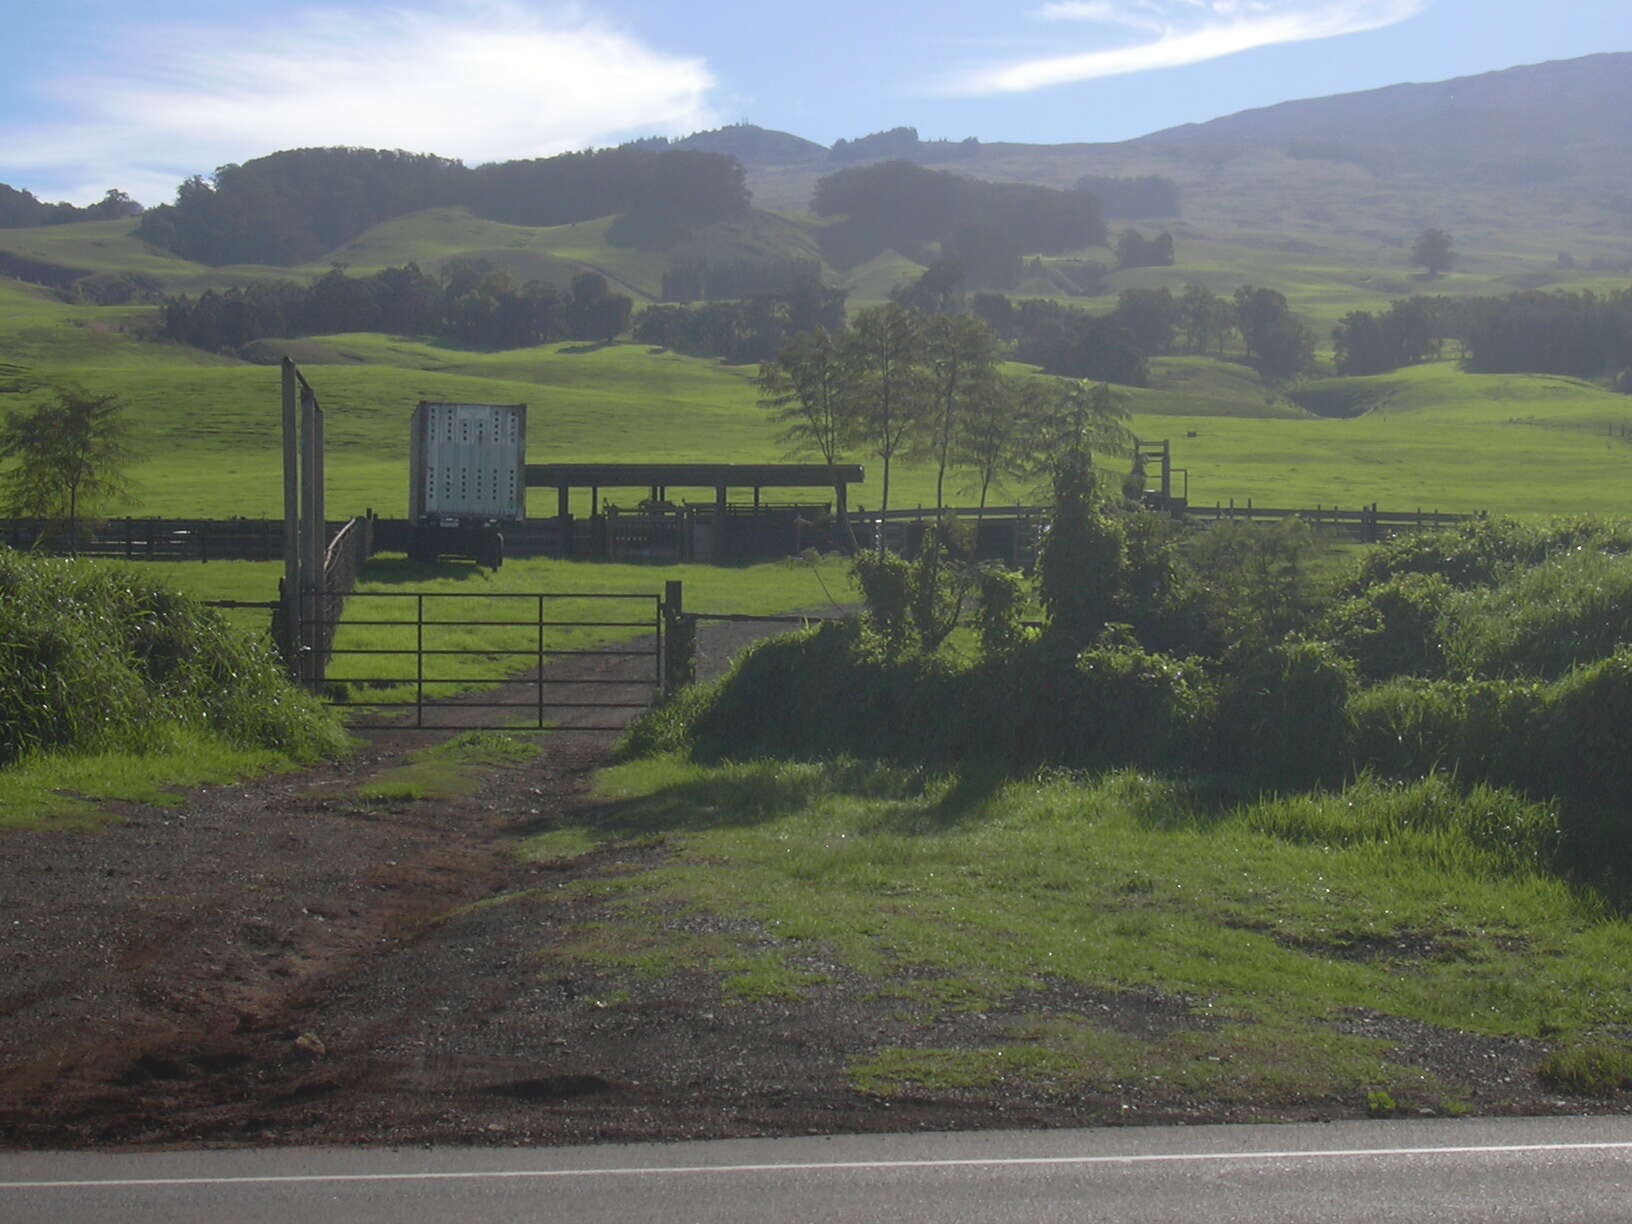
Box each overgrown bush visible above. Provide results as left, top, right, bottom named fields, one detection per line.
left=0, top=552, right=347, bottom=765
left=1186, top=518, right=1328, bottom=652
left=1441, top=549, right=1632, bottom=679
left=1058, top=642, right=1212, bottom=770
left=1338, top=516, right=1632, bottom=597
left=1319, top=571, right=1453, bottom=680
left=974, top=565, right=1029, bottom=659
left=1217, top=639, right=1354, bottom=790
left=1347, top=650, right=1632, bottom=811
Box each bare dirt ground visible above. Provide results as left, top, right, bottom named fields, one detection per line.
left=0, top=618, right=1612, bottom=1150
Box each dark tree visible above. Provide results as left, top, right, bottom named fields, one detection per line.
left=1412, top=228, right=1455, bottom=276
left=1115, top=229, right=1175, bottom=270
left=1234, top=286, right=1314, bottom=380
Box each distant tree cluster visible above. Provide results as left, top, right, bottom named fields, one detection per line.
left=1115, top=228, right=1176, bottom=270
left=1463, top=288, right=1632, bottom=379
left=0, top=184, right=142, bottom=229
left=1074, top=174, right=1181, bottom=219
left=158, top=261, right=632, bottom=352
left=133, top=145, right=749, bottom=266
left=1332, top=288, right=1632, bottom=381
left=967, top=282, right=1315, bottom=383
left=1332, top=297, right=1456, bottom=375
left=827, top=127, right=982, bottom=166
left=633, top=282, right=848, bottom=364
left=660, top=256, right=824, bottom=303
left=812, top=161, right=1106, bottom=271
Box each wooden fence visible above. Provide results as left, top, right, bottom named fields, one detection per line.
left=0, top=517, right=290, bottom=561
left=1180, top=501, right=1475, bottom=541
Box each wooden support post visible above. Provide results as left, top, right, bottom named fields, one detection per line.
left=662, top=579, right=693, bottom=695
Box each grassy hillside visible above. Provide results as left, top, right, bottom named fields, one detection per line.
left=321, top=209, right=669, bottom=301
left=3, top=248, right=1629, bottom=521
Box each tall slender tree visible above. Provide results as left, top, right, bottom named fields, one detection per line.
left=922, top=312, right=998, bottom=513
left=843, top=304, right=928, bottom=542
left=757, top=326, right=850, bottom=464
left=956, top=374, right=1040, bottom=518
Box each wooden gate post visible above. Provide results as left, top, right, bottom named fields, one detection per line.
left=662, top=579, right=695, bottom=696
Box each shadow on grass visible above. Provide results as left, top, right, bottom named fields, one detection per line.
left=523, top=758, right=1014, bottom=842
left=358, top=556, right=500, bottom=586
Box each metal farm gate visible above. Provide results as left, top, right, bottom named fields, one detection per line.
left=317, top=589, right=663, bottom=731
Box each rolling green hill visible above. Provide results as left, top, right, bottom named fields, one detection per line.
left=1, top=54, right=1629, bottom=528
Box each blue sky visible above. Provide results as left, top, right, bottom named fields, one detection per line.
left=3, top=0, right=1628, bottom=206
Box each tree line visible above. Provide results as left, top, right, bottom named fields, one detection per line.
left=968, top=283, right=1316, bottom=383
left=133, top=145, right=750, bottom=267
left=1333, top=287, right=1632, bottom=382
left=812, top=160, right=1107, bottom=273
left=647, top=271, right=1320, bottom=386
left=0, top=185, right=142, bottom=229
left=158, top=261, right=633, bottom=352
left=634, top=281, right=848, bottom=365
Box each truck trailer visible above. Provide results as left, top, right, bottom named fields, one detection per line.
left=407, top=401, right=526, bottom=567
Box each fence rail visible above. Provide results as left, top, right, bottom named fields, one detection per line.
left=0, top=517, right=302, bottom=561
left=319, top=589, right=662, bottom=731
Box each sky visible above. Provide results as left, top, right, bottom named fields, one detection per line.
left=3, top=0, right=1628, bottom=207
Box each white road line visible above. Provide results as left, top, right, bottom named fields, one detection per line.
left=6, top=1140, right=1632, bottom=1191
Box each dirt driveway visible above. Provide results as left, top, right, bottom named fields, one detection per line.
left=0, top=616, right=1599, bottom=1149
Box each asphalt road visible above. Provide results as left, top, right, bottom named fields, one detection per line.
left=4, top=1115, right=1631, bottom=1222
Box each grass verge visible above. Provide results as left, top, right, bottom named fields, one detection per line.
left=523, top=755, right=1632, bottom=1111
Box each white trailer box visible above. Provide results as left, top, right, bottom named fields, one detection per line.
left=409, top=402, right=527, bottom=523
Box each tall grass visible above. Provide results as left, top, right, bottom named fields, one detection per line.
left=0, top=549, right=346, bottom=766
left=1443, top=549, right=1632, bottom=679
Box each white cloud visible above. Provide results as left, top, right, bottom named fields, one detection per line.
left=950, top=0, right=1428, bottom=95
left=4, top=2, right=718, bottom=205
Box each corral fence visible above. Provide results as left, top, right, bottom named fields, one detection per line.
left=1181, top=500, right=1476, bottom=542
left=0, top=516, right=293, bottom=561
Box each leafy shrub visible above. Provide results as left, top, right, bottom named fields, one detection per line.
left=1348, top=650, right=1632, bottom=811
left=1320, top=571, right=1452, bottom=680
left=1186, top=518, right=1328, bottom=652
left=0, top=551, right=346, bottom=764
left=1546, top=647, right=1632, bottom=807
left=1062, top=643, right=1212, bottom=770
left=1114, top=510, right=1212, bottom=655
left=1339, top=516, right=1632, bottom=598
left=974, top=565, right=1029, bottom=659
left=1217, top=639, right=1354, bottom=789
left=1348, top=675, right=1546, bottom=794
left=1038, top=460, right=1126, bottom=652
left=1338, top=517, right=1544, bottom=593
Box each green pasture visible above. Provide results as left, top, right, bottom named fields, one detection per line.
left=2, top=204, right=1629, bottom=525
left=0, top=217, right=300, bottom=292
left=518, top=755, right=1632, bottom=1110
left=7, top=335, right=1628, bottom=521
